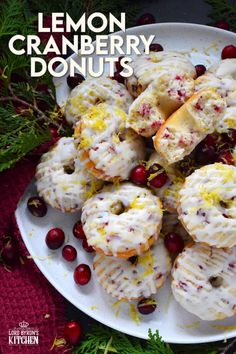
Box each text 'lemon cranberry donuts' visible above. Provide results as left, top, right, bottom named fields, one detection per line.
left=75, top=103, right=145, bottom=182
left=81, top=183, right=163, bottom=258
left=154, top=89, right=226, bottom=164
left=65, top=77, right=133, bottom=125
left=93, top=238, right=171, bottom=300
left=36, top=137, right=103, bottom=212
left=126, top=51, right=196, bottom=97
left=178, top=163, right=236, bottom=248
left=171, top=243, right=236, bottom=320
left=128, top=73, right=195, bottom=137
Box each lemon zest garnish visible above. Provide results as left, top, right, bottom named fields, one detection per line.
left=129, top=304, right=140, bottom=324
left=90, top=305, right=98, bottom=310
left=50, top=337, right=66, bottom=351
left=178, top=321, right=200, bottom=329
left=211, top=325, right=236, bottom=331
left=129, top=197, right=145, bottom=210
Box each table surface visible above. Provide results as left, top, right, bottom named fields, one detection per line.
left=65, top=0, right=214, bottom=331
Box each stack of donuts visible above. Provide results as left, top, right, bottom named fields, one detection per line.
left=35, top=49, right=236, bottom=321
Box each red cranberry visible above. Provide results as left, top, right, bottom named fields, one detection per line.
left=149, top=43, right=163, bottom=52
left=46, top=228, right=65, bottom=250
left=74, top=264, right=91, bottom=285
left=215, top=20, right=230, bottom=31
left=137, top=298, right=157, bottom=315
left=63, top=320, right=82, bottom=345
left=164, top=232, right=184, bottom=254
left=36, top=83, right=49, bottom=93
left=62, top=245, right=77, bottom=262
left=67, top=74, right=85, bottom=90
left=195, top=64, right=206, bottom=77
left=217, top=150, right=234, bottom=165
left=1, top=240, right=19, bottom=266
left=136, top=13, right=156, bottom=26
left=73, top=221, right=86, bottom=240
left=195, top=144, right=216, bottom=165
left=149, top=172, right=168, bottom=188
left=27, top=196, right=47, bottom=217
left=36, top=99, right=50, bottom=112
left=112, top=71, right=124, bottom=84
left=130, top=165, right=148, bottom=185
left=221, top=45, right=236, bottom=59
left=115, top=56, right=124, bottom=72
left=82, top=239, right=95, bottom=253
left=49, top=127, right=60, bottom=141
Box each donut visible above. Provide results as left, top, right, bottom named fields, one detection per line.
left=147, top=151, right=184, bottom=213
left=65, top=77, right=133, bottom=125
left=178, top=163, right=236, bottom=248
left=195, top=72, right=236, bottom=134
left=81, top=183, right=163, bottom=258
left=93, top=238, right=171, bottom=300
left=208, top=58, right=236, bottom=81
left=36, top=137, right=103, bottom=212
left=127, top=73, right=195, bottom=137
left=153, top=89, right=226, bottom=164
left=74, top=103, right=145, bottom=182
left=126, top=51, right=196, bottom=97
left=171, top=243, right=236, bottom=320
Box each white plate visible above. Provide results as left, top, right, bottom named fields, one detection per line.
left=16, top=23, right=236, bottom=344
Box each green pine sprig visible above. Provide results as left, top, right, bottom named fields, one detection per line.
left=72, top=326, right=228, bottom=354
left=206, top=0, right=236, bottom=31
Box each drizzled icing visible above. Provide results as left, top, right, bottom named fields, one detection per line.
left=128, top=73, right=194, bottom=137
left=75, top=103, right=145, bottom=181
left=81, top=183, right=163, bottom=256
left=65, top=77, right=133, bottom=125
left=36, top=137, right=103, bottom=212
left=126, top=51, right=196, bottom=97
left=195, top=59, right=236, bottom=133
left=178, top=163, right=236, bottom=248
left=93, top=238, right=171, bottom=300
left=172, top=243, right=236, bottom=320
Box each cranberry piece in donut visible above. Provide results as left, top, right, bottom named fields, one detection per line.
left=217, top=150, right=234, bottom=165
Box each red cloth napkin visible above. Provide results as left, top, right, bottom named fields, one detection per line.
left=0, top=159, right=66, bottom=353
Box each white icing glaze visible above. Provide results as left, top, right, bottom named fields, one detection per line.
left=93, top=238, right=171, bottom=300
left=36, top=137, right=103, bottom=212
left=78, top=103, right=145, bottom=181
left=178, top=163, right=236, bottom=248
left=172, top=243, right=236, bottom=320
left=65, top=77, right=133, bottom=125
left=208, top=59, right=236, bottom=81
left=81, top=183, right=163, bottom=256
left=126, top=51, right=196, bottom=96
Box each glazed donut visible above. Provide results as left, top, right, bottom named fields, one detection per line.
left=126, top=51, right=196, bottom=97
left=208, top=58, right=236, bottom=81
left=36, top=137, right=103, bottom=212
left=178, top=163, right=236, bottom=248
left=65, top=77, right=133, bottom=125
left=74, top=103, right=145, bottom=182
left=171, top=243, right=236, bottom=320
left=195, top=72, right=236, bottom=133
left=127, top=73, right=195, bottom=137
left=147, top=151, right=183, bottom=213
left=154, top=89, right=226, bottom=164
left=81, top=183, right=163, bottom=258
left=93, top=238, right=171, bottom=300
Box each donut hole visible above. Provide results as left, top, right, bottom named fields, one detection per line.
left=110, top=200, right=125, bottom=215
left=209, top=275, right=223, bottom=288
left=64, top=162, right=75, bottom=174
